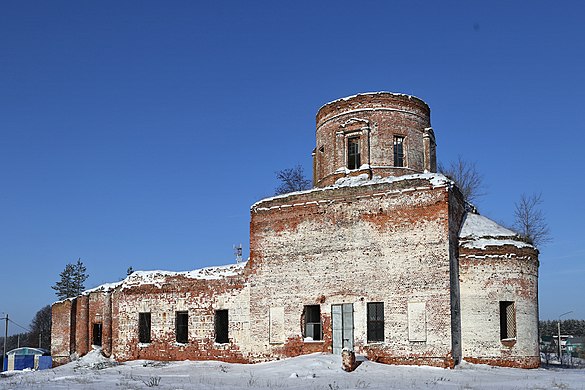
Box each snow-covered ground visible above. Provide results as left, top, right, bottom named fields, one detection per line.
left=1, top=349, right=584, bottom=389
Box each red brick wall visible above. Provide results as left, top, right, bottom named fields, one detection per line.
left=75, top=295, right=89, bottom=357
left=110, top=275, right=250, bottom=363
left=51, top=300, right=73, bottom=366
left=51, top=178, right=539, bottom=369
left=249, top=178, right=456, bottom=367
left=314, top=93, right=432, bottom=187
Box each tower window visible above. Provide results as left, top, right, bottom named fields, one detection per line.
left=175, top=311, right=189, bottom=343
left=367, top=302, right=384, bottom=342
left=303, top=305, right=322, bottom=341
left=499, top=301, right=516, bottom=340
left=394, top=136, right=405, bottom=167
left=215, top=310, right=229, bottom=343
left=139, top=312, right=151, bottom=343
left=347, top=137, right=361, bottom=170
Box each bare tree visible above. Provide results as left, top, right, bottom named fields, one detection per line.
left=513, top=193, right=551, bottom=247
left=438, top=156, right=485, bottom=203
left=28, top=305, right=52, bottom=349
left=274, top=165, right=311, bottom=195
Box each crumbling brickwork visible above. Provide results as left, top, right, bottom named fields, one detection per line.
left=51, top=300, right=74, bottom=366
left=111, top=275, right=250, bottom=363
left=51, top=92, right=539, bottom=369
left=314, top=92, right=436, bottom=187
left=459, top=245, right=540, bottom=368
left=248, top=178, right=459, bottom=368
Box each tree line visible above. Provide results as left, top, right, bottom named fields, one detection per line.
left=0, top=305, right=52, bottom=353
left=540, top=319, right=585, bottom=337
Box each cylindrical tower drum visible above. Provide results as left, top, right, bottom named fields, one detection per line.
left=313, top=92, right=436, bottom=187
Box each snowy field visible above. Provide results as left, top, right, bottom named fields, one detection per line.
left=1, top=350, right=584, bottom=389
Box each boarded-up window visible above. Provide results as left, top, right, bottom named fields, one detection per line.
left=407, top=301, right=426, bottom=342
left=304, top=305, right=322, bottom=341
left=215, top=310, right=229, bottom=343
left=269, top=307, right=285, bottom=344
left=139, top=313, right=151, bottom=343
left=175, top=311, right=188, bottom=343
left=500, top=301, right=516, bottom=339
left=367, top=302, right=384, bottom=342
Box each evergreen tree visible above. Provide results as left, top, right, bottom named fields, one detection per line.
left=51, top=258, right=89, bottom=299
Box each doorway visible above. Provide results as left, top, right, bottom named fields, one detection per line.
left=92, top=323, right=102, bottom=346
left=332, top=303, right=353, bottom=355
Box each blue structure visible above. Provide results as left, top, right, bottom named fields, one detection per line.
left=3, top=347, right=52, bottom=371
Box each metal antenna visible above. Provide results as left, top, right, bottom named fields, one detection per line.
left=234, top=244, right=243, bottom=264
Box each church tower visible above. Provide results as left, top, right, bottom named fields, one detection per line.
left=313, top=92, right=436, bottom=187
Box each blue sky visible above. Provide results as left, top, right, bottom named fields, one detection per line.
left=1, top=1, right=584, bottom=335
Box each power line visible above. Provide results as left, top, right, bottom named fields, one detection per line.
left=0, top=316, right=31, bottom=334
left=8, top=318, right=30, bottom=333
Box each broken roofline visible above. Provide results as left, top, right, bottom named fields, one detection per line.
left=67, top=261, right=248, bottom=298
left=317, top=91, right=429, bottom=114
left=252, top=172, right=453, bottom=211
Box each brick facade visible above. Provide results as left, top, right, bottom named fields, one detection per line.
left=51, top=92, right=539, bottom=368
left=313, top=93, right=436, bottom=187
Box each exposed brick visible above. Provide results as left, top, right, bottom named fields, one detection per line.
left=51, top=92, right=538, bottom=369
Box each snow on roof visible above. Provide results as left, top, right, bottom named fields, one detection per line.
left=459, top=213, right=533, bottom=250
left=460, top=213, right=516, bottom=239
left=318, top=91, right=427, bottom=112
left=6, top=347, right=49, bottom=356
left=83, top=261, right=247, bottom=294
left=252, top=172, right=452, bottom=209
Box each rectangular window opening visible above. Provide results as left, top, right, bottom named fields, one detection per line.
left=139, top=312, right=151, bottom=344
left=499, top=301, right=516, bottom=340
left=215, top=309, right=229, bottom=343
left=394, top=136, right=405, bottom=167
left=347, top=137, right=361, bottom=170
left=303, top=305, right=322, bottom=341
left=367, top=302, right=384, bottom=342
left=175, top=311, right=189, bottom=344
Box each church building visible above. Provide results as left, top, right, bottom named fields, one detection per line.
left=52, top=92, right=540, bottom=368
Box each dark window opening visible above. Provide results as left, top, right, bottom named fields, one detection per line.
left=367, top=302, right=384, bottom=342
left=499, top=301, right=516, bottom=340
left=347, top=137, right=361, bottom=170
left=175, top=311, right=189, bottom=344
left=139, top=312, right=151, bottom=343
left=303, top=305, right=322, bottom=341
left=215, top=310, right=229, bottom=343
left=92, top=323, right=102, bottom=346
left=394, top=136, right=404, bottom=167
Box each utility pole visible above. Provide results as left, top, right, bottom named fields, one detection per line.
left=558, top=311, right=573, bottom=365
left=2, top=314, right=7, bottom=372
